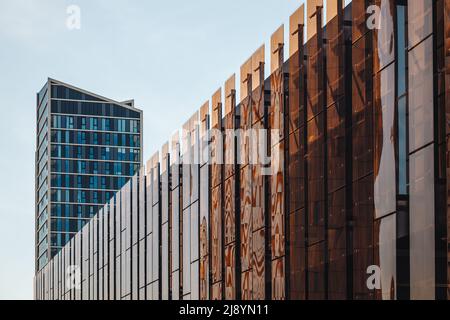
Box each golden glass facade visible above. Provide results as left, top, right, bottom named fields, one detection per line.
left=35, top=0, right=450, bottom=300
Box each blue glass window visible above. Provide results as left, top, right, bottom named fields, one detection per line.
left=68, top=116, right=74, bottom=129
left=105, top=118, right=110, bottom=131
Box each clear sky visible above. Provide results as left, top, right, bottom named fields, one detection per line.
left=0, top=0, right=350, bottom=300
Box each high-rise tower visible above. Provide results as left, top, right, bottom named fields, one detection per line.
left=35, top=79, right=143, bottom=271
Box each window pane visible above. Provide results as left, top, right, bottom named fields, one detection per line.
left=374, top=63, right=396, bottom=218
left=408, top=0, right=433, bottom=48
left=408, top=37, right=434, bottom=152
left=374, top=214, right=396, bottom=300
left=409, top=144, right=435, bottom=300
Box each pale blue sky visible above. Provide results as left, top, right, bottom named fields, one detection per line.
left=0, top=0, right=350, bottom=300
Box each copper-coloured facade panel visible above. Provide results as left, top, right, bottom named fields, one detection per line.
left=200, top=101, right=210, bottom=167
left=250, top=48, right=266, bottom=297
left=211, top=91, right=223, bottom=189
left=211, top=186, right=222, bottom=284
left=272, top=257, right=285, bottom=300
left=225, top=74, right=236, bottom=116
left=151, top=152, right=160, bottom=206
left=252, top=162, right=265, bottom=231
left=182, top=119, right=191, bottom=210
left=224, top=243, right=236, bottom=300
left=352, top=37, right=373, bottom=180
left=181, top=112, right=200, bottom=299
left=327, top=189, right=347, bottom=299
left=239, top=101, right=251, bottom=165
left=148, top=152, right=160, bottom=299
left=189, top=111, right=200, bottom=140
left=325, top=1, right=344, bottom=108
left=270, top=23, right=286, bottom=299
left=224, top=78, right=235, bottom=179
left=352, top=0, right=369, bottom=42
left=351, top=0, right=376, bottom=300
left=326, top=0, right=343, bottom=25
left=306, top=11, right=323, bottom=121
left=270, top=69, right=284, bottom=146
left=246, top=47, right=267, bottom=292
left=252, top=228, right=265, bottom=300
left=307, top=0, right=323, bottom=41
left=241, top=270, right=252, bottom=300
left=170, top=131, right=181, bottom=300
left=161, top=142, right=170, bottom=300
left=252, top=45, right=265, bottom=92
left=200, top=101, right=209, bottom=140
left=200, top=101, right=209, bottom=128
left=199, top=102, right=210, bottom=301
left=307, top=115, right=326, bottom=244
left=271, top=25, right=284, bottom=74
left=251, top=47, right=265, bottom=124
left=240, top=58, right=252, bottom=100
left=223, top=74, right=237, bottom=300
left=212, top=89, right=222, bottom=128
left=161, top=143, right=169, bottom=174
left=224, top=178, right=235, bottom=245
left=308, top=242, right=325, bottom=299
left=224, top=114, right=235, bottom=179
left=271, top=142, right=285, bottom=259
left=200, top=222, right=209, bottom=300
left=171, top=131, right=180, bottom=166
left=289, top=4, right=305, bottom=58
left=325, top=0, right=347, bottom=300
left=289, top=209, right=306, bottom=299
left=288, top=13, right=305, bottom=301
left=189, top=112, right=200, bottom=204
left=211, top=120, right=223, bottom=297
left=288, top=81, right=305, bottom=204
left=151, top=152, right=160, bottom=170
left=240, top=166, right=252, bottom=272
left=210, top=87, right=224, bottom=300
left=199, top=254, right=208, bottom=300
left=145, top=157, right=153, bottom=178
left=182, top=118, right=190, bottom=153
left=270, top=24, right=285, bottom=146
left=212, top=282, right=222, bottom=300
left=352, top=175, right=374, bottom=299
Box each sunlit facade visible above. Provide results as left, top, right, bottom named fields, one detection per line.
left=35, top=79, right=143, bottom=272
left=35, top=0, right=450, bottom=300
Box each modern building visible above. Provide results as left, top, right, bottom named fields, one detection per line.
left=35, top=0, right=450, bottom=300
left=35, top=78, right=143, bottom=272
